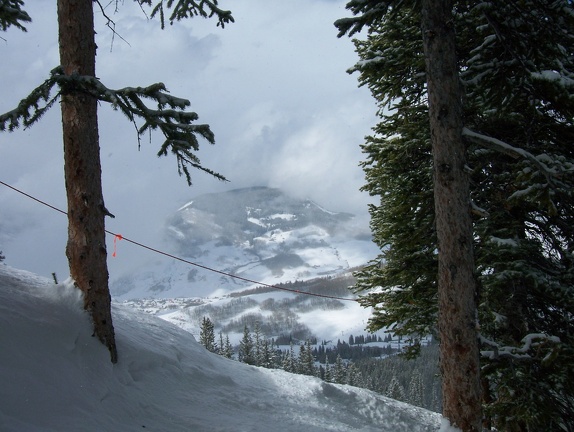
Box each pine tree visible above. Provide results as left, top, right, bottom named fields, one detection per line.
left=281, top=351, right=291, bottom=373
left=253, top=321, right=262, bottom=367
left=421, top=1, right=482, bottom=428
left=298, top=339, right=315, bottom=376
left=297, top=342, right=306, bottom=375
left=259, top=338, right=274, bottom=369
left=333, top=354, right=346, bottom=385
left=238, top=325, right=255, bottom=365
left=337, top=1, right=574, bottom=430
left=342, top=5, right=438, bottom=355
left=218, top=331, right=225, bottom=356
left=324, top=361, right=332, bottom=383
left=346, top=363, right=363, bottom=388
left=222, top=334, right=233, bottom=359
left=199, top=316, right=217, bottom=353
left=407, top=371, right=424, bottom=408
left=459, top=3, right=574, bottom=429
left=385, top=375, right=406, bottom=402
left=0, top=0, right=233, bottom=364
left=337, top=2, right=481, bottom=428
left=282, top=342, right=297, bottom=373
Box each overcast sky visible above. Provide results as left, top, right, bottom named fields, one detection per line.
left=0, top=1, right=378, bottom=279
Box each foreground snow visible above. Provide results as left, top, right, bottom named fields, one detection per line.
left=0, top=265, right=442, bottom=431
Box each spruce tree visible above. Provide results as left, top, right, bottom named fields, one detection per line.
left=333, top=354, right=346, bottom=385
left=281, top=351, right=291, bottom=373
left=421, top=1, right=482, bottom=428
left=282, top=342, right=297, bottom=373
left=253, top=321, right=262, bottom=367
left=222, top=334, right=233, bottom=359
left=338, top=3, right=481, bottom=428
left=258, top=338, right=272, bottom=369
left=199, top=316, right=217, bottom=353
left=297, top=339, right=315, bottom=376
left=1, top=0, right=233, bottom=364
left=324, top=361, right=332, bottom=383
left=218, top=331, right=225, bottom=356
left=342, top=5, right=437, bottom=357
left=337, top=1, right=574, bottom=430
left=385, top=375, right=406, bottom=402
left=238, top=325, right=255, bottom=365
left=459, top=3, right=574, bottom=429
left=407, top=371, right=424, bottom=408
left=346, top=363, right=363, bottom=388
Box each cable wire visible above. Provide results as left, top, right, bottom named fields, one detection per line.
left=0, top=179, right=357, bottom=302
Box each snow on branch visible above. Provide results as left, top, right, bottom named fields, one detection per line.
left=470, top=200, right=489, bottom=218
left=480, top=333, right=561, bottom=361
left=0, top=67, right=61, bottom=131
left=0, top=66, right=227, bottom=185
left=462, top=127, right=572, bottom=187
left=335, top=0, right=393, bottom=38
left=0, top=0, right=31, bottom=32
left=531, top=70, right=574, bottom=91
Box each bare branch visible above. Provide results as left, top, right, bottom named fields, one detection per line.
left=94, top=0, right=131, bottom=50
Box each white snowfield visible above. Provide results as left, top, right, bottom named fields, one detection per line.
left=0, top=265, right=444, bottom=432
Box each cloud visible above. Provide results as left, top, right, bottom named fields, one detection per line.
left=0, top=0, right=377, bottom=279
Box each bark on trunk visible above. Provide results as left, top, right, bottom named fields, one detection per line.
left=58, top=0, right=117, bottom=363
left=420, top=0, right=481, bottom=430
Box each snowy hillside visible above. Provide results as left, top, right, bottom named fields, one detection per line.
left=111, top=187, right=378, bottom=300
left=0, top=265, right=444, bottom=432
left=123, top=273, right=379, bottom=346
left=108, top=187, right=380, bottom=347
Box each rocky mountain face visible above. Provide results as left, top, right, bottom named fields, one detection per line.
left=111, top=187, right=378, bottom=301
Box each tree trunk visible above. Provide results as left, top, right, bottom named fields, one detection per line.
left=57, top=0, right=117, bottom=363
left=420, top=0, right=481, bottom=430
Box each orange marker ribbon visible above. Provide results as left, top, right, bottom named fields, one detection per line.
left=112, top=234, right=123, bottom=257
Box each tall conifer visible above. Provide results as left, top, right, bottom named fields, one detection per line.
left=238, top=325, right=255, bottom=365
left=337, top=0, right=574, bottom=429
left=199, top=317, right=217, bottom=353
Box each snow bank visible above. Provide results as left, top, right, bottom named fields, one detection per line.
left=0, top=264, right=442, bottom=431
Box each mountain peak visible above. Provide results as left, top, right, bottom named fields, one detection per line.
left=112, top=187, right=377, bottom=300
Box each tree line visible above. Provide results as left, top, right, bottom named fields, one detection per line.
left=199, top=317, right=441, bottom=412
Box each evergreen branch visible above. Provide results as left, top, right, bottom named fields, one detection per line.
left=74, top=73, right=226, bottom=184
left=0, top=67, right=227, bottom=185
left=463, top=127, right=571, bottom=187
left=335, top=0, right=408, bottom=38
left=138, top=0, right=234, bottom=29
left=480, top=333, right=561, bottom=362
left=0, top=0, right=31, bottom=32
left=0, top=67, right=61, bottom=131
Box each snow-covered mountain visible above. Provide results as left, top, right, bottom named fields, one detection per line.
left=0, top=265, right=448, bottom=432
left=111, top=187, right=378, bottom=300
left=108, top=187, right=380, bottom=345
